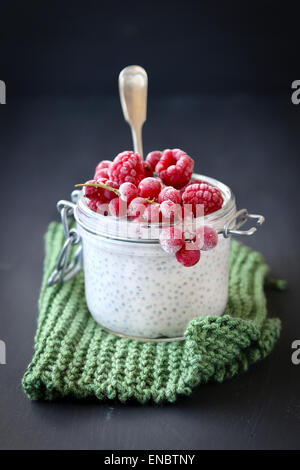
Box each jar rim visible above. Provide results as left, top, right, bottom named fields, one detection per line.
left=74, top=173, right=236, bottom=243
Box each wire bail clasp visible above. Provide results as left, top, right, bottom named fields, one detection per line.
left=47, top=191, right=82, bottom=286
left=223, top=209, right=265, bottom=238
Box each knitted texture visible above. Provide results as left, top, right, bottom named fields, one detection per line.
left=22, top=222, right=281, bottom=403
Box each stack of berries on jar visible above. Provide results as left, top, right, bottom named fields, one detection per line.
left=79, top=149, right=223, bottom=267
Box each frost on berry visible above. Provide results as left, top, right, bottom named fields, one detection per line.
left=195, top=225, right=218, bottom=251
left=119, top=182, right=138, bottom=204
left=182, top=182, right=223, bottom=216
left=143, top=204, right=162, bottom=223
left=158, top=186, right=181, bottom=204
left=128, top=197, right=147, bottom=219
left=160, top=201, right=182, bottom=223
left=110, top=151, right=144, bottom=186
left=159, top=227, right=184, bottom=254
left=109, top=197, right=127, bottom=218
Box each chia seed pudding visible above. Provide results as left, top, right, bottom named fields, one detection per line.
left=75, top=173, right=236, bottom=338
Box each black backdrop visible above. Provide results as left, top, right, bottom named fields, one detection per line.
left=1, top=0, right=300, bottom=97
left=1, top=0, right=300, bottom=450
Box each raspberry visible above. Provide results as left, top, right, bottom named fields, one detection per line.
left=138, top=177, right=162, bottom=200
left=158, top=186, right=181, bottom=204
left=195, top=225, right=218, bottom=251
left=176, top=242, right=201, bottom=267
left=160, top=201, right=182, bottom=222
left=86, top=198, right=99, bottom=212
left=95, top=160, right=112, bottom=172
left=94, top=167, right=110, bottom=179
left=84, top=180, right=101, bottom=199
left=146, top=151, right=162, bottom=170
left=109, top=197, right=127, bottom=218
left=180, top=178, right=205, bottom=195
left=128, top=197, right=148, bottom=219
left=159, top=227, right=184, bottom=254
left=155, top=149, right=194, bottom=189
left=142, top=161, right=154, bottom=178
left=143, top=204, right=162, bottom=223
left=182, top=183, right=223, bottom=216
left=110, top=151, right=144, bottom=186
left=119, top=182, right=138, bottom=204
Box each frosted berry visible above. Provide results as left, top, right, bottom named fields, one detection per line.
left=86, top=198, right=99, bottom=212
left=144, top=204, right=162, bottom=223
left=138, top=177, right=162, bottom=200
left=159, top=227, right=184, bottom=254
left=100, top=179, right=119, bottom=202
left=97, top=202, right=110, bottom=216
left=128, top=197, right=148, bottom=219
left=155, top=149, right=194, bottom=189
left=110, top=151, right=144, bottom=186
left=182, top=182, right=223, bottom=216
left=95, top=160, right=112, bottom=172
left=158, top=186, right=181, bottom=204
left=146, top=150, right=162, bottom=170
left=160, top=201, right=182, bottom=222
left=195, top=225, right=218, bottom=251
left=119, top=182, right=138, bottom=204
left=180, top=178, right=205, bottom=195
left=109, top=197, right=127, bottom=218
left=176, top=242, right=201, bottom=267
left=142, top=161, right=154, bottom=178
left=94, top=167, right=110, bottom=179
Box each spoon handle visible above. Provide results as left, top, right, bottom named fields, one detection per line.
left=131, top=125, right=143, bottom=160
left=119, top=65, right=148, bottom=160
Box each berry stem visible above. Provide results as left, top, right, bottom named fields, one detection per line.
left=75, top=183, right=157, bottom=204
left=75, top=182, right=120, bottom=196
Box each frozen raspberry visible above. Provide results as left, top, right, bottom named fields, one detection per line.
left=110, top=151, right=144, bottom=186
left=142, top=161, right=154, bottom=178
left=158, top=186, right=181, bottom=204
left=155, top=149, right=194, bottom=189
left=195, top=225, right=218, bottom=251
left=119, top=182, right=138, bottom=204
left=146, top=151, right=162, bottom=170
left=159, top=227, right=184, bottom=254
left=84, top=180, right=101, bottom=199
left=109, top=197, right=127, bottom=218
left=180, top=178, right=205, bottom=195
left=160, top=201, right=182, bottom=222
left=182, top=182, right=223, bottom=216
left=95, top=160, right=112, bottom=173
left=94, top=167, right=110, bottom=179
left=86, top=198, right=99, bottom=212
left=128, top=197, right=148, bottom=219
left=176, top=242, right=201, bottom=267
left=143, top=204, right=162, bottom=223
left=138, top=177, right=162, bottom=200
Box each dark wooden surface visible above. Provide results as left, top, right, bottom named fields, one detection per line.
left=0, top=94, right=299, bottom=449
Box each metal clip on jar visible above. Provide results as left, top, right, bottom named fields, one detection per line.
left=47, top=174, right=264, bottom=342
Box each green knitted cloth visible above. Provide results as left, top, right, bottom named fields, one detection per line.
left=22, top=222, right=281, bottom=403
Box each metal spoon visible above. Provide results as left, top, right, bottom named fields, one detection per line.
left=119, top=65, right=148, bottom=160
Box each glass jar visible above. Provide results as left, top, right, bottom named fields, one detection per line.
left=48, top=173, right=264, bottom=341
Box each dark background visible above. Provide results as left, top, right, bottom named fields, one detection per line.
left=0, top=0, right=299, bottom=450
